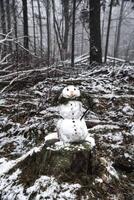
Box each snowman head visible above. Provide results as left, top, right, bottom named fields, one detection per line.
left=61, top=85, right=80, bottom=99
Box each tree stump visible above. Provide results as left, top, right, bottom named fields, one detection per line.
left=17, top=142, right=94, bottom=187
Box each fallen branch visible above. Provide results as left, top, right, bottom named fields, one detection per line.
left=0, top=54, right=11, bottom=65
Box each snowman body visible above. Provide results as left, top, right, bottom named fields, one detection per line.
left=56, top=86, right=88, bottom=143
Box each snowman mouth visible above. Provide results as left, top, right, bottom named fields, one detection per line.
left=67, top=94, right=76, bottom=98
left=70, top=95, right=76, bottom=98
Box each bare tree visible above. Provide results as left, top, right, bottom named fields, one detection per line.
left=37, top=0, right=43, bottom=57
left=6, top=0, right=12, bottom=53
left=114, top=0, right=125, bottom=58
left=22, top=0, right=29, bottom=49
left=51, top=0, right=63, bottom=60
left=31, top=0, right=36, bottom=54
left=12, top=0, right=18, bottom=52
left=101, top=0, right=106, bottom=44
left=71, top=0, right=76, bottom=67
left=46, top=0, right=51, bottom=65
left=0, top=0, right=7, bottom=55
left=104, top=0, right=114, bottom=62
left=90, top=0, right=102, bottom=64
left=61, top=0, right=70, bottom=60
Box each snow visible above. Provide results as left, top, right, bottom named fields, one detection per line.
left=0, top=173, right=81, bottom=200
left=0, top=99, right=6, bottom=105
left=85, top=135, right=95, bottom=147
left=46, top=106, right=59, bottom=113
left=0, top=58, right=134, bottom=199
left=104, top=132, right=123, bottom=143
left=124, top=153, right=133, bottom=159
left=57, top=118, right=88, bottom=142
left=95, top=177, right=103, bottom=183
left=26, top=176, right=81, bottom=200
left=47, top=140, right=93, bottom=151
left=0, top=134, right=28, bottom=156
left=90, top=124, right=120, bottom=130
left=45, top=132, right=59, bottom=141
left=122, top=103, right=134, bottom=115
left=106, top=162, right=119, bottom=180
left=0, top=169, right=23, bottom=200
left=34, top=90, right=43, bottom=96
left=0, top=143, right=44, bottom=176
left=0, top=159, right=16, bottom=177
left=99, top=94, right=134, bottom=99
left=56, top=90, right=89, bottom=142
left=130, top=124, right=134, bottom=135
left=58, top=100, right=84, bottom=119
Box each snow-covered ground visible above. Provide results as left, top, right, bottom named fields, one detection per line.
left=0, top=62, right=134, bottom=199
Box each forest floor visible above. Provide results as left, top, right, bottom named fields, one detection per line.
left=0, top=59, right=134, bottom=200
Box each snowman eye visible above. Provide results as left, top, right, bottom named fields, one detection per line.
left=67, top=88, right=69, bottom=91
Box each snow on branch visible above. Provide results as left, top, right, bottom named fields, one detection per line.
left=0, top=30, right=40, bottom=61
left=0, top=30, right=13, bottom=44
left=0, top=54, right=11, bottom=65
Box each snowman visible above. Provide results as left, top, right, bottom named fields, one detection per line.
left=56, top=85, right=95, bottom=146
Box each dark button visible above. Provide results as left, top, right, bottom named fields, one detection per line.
left=74, top=129, right=77, bottom=131
left=72, top=120, right=75, bottom=123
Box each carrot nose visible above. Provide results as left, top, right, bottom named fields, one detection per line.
left=70, top=91, right=74, bottom=96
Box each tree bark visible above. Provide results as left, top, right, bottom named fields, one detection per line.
left=0, top=0, right=6, bottom=35
left=37, top=0, right=43, bottom=57
left=114, top=0, right=125, bottom=58
left=22, top=0, right=29, bottom=50
left=51, top=0, right=63, bottom=60
left=12, top=0, right=18, bottom=52
left=71, top=0, right=76, bottom=68
left=46, top=0, right=51, bottom=66
left=6, top=0, right=12, bottom=53
left=0, top=0, right=7, bottom=55
left=104, top=0, right=114, bottom=63
left=17, top=143, right=94, bottom=186
left=89, top=0, right=102, bottom=64
left=52, top=0, right=71, bottom=61
left=31, top=0, right=36, bottom=54
left=62, top=0, right=70, bottom=60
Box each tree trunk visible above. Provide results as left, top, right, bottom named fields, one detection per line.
left=22, top=0, right=29, bottom=50
left=46, top=0, right=51, bottom=66
left=104, top=0, right=114, bottom=63
left=6, top=0, right=12, bottom=53
left=31, top=0, right=36, bottom=54
left=89, top=0, right=102, bottom=64
left=17, top=142, right=94, bottom=186
left=81, top=25, right=84, bottom=55
left=12, top=0, right=18, bottom=52
left=37, top=0, right=43, bottom=57
left=71, top=0, right=76, bottom=68
left=101, top=0, right=106, bottom=51
left=62, top=0, right=70, bottom=60
left=114, top=0, right=125, bottom=58
left=0, top=0, right=7, bottom=55
left=51, top=0, right=62, bottom=60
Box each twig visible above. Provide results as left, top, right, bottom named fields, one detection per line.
left=0, top=54, right=11, bottom=65
left=80, top=107, right=90, bottom=120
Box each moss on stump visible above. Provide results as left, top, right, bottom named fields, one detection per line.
left=17, top=142, right=94, bottom=187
